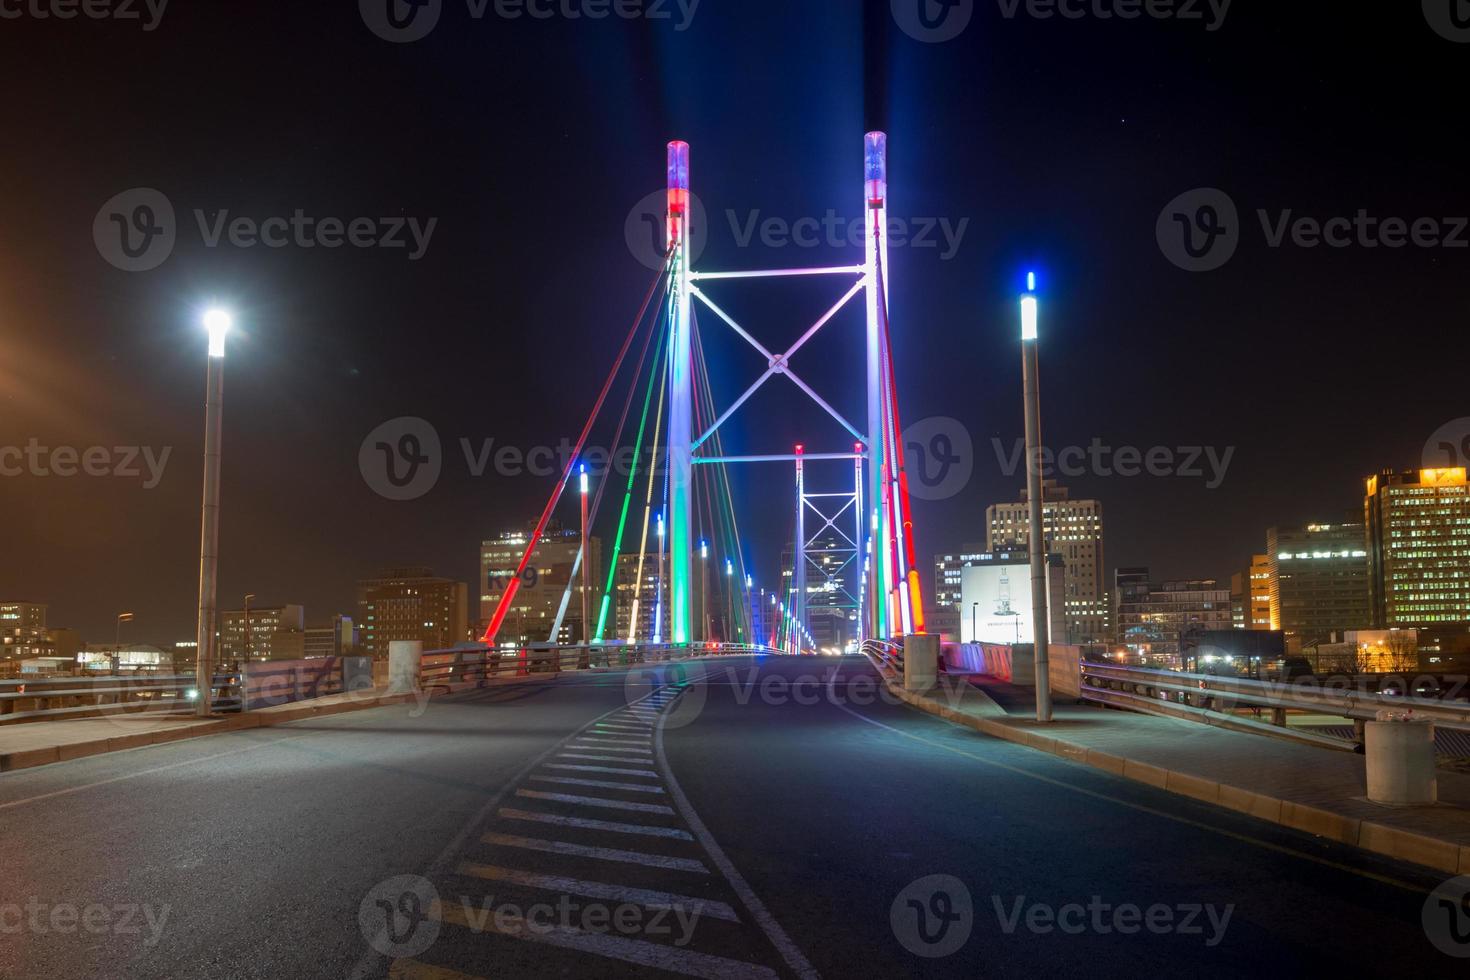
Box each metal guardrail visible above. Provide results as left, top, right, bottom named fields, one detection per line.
left=1079, top=662, right=1470, bottom=746
left=419, top=642, right=784, bottom=690
left=861, top=639, right=903, bottom=676
left=0, top=672, right=243, bottom=724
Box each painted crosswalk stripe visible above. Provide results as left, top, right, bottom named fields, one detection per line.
left=544, top=763, right=660, bottom=778
left=480, top=832, right=708, bottom=873
left=456, top=861, right=736, bottom=920
left=516, top=789, right=674, bottom=815
left=530, top=775, right=665, bottom=794
left=594, top=724, right=650, bottom=733
left=496, top=808, right=694, bottom=841
left=576, top=735, right=651, bottom=744
left=558, top=752, right=660, bottom=764
left=567, top=743, right=652, bottom=755
left=433, top=900, right=773, bottom=979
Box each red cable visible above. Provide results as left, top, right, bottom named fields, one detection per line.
left=482, top=249, right=674, bottom=644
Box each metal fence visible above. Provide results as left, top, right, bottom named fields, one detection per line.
left=0, top=672, right=242, bottom=725
left=1079, top=661, right=1470, bottom=751
left=419, top=642, right=783, bottom=691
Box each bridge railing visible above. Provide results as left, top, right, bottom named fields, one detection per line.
left=0, top=672, right=243, bottom=725
left=1079, top=661, right=1470, bottom=746
left=419, top=642, right=784, bottom=691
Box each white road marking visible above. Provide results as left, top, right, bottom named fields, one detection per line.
left=566, top=743, right=652, bottom=755
left=480, top=832, right=708, bottom=873
left=655, top=708, right=820, bottom=979
left=530, top=775, right=665, bottom=794
left=433, top=900, right=774, bottom=979
left=516, top=789, right=673, bottom=815
left=496, top=807, right=693, bottom=841
left=558, top=752, right=661, bottom=764
left=457, top=860, right=735, bottom=920
left=575, top=735, right=651, bottom=744
left=543, top=763, right=660, bottom=777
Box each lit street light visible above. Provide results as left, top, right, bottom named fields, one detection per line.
left=194, top=307, right=232, bottom=717
left=1020, top=277, right=1052, bottom=723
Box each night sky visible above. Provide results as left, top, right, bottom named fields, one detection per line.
left=2, top=2, right=1466, bottom=644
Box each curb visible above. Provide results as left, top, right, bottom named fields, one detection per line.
left=0, top=691, right=419, bottom=775
left=885, top=676, right=1470, bottom=876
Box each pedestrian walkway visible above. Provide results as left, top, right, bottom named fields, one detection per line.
left=0, top=688, right=415, bottom=772
left=888, top=671, right=1470, bottom=875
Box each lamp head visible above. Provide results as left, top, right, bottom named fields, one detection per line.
left=203, top=308, right=233, bottom=357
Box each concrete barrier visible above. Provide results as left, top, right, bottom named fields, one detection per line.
left=387, top=641, right=423, bottom=695
left=1365, top=719, right=1437, bottom=805
left=904, top=634, right=939, bottom=693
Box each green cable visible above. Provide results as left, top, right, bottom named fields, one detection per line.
left=593, top=312, right=671, bottom=642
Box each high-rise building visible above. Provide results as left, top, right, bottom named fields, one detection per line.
left=1365, top=467, right=1470, bottom=627
left=220, top=604, right=306, bottom=663
left=1265, top=524, right=1371, bottom=646
left=611, top=552, right=669, bottom=644
left=1229, top=555, right=1271, bottom=630
left=1113, top=569, right=1232, bottom=665
left=305, top=615, right=360, bottom=659
left=0, top=602, right=49, bottom=663
left=986, top=481, right=1107, bottom=643
left=358, top=567, right=469, bottom=657
left=480, top=524, right=601, bottom=647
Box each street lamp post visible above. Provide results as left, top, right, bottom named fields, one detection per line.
left=113, top=612, right=134, bottom=673
left=1021, top=276, right=1053, bottom=723
left=579, top=466, right=591, bottom=647
left=700, top=541, right=709, bottom=644
left=194, top=308, right=231, bottom=717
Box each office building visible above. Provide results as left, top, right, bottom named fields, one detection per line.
left=1, top=602, right=50, bottom=664
left=305, top=615, right=360, bottom=659
left=1113, top=569, right=1232, bottom=665
left=1266, top=524, right=1371, bottom=646
left=220, top=604, right=305, bottom=663
left=358, top=567, right=469, bottom=657
left=1365, top=467, right=1470, bottom=628
left=1230, top=554, right=1272, bottom=631
left=986, top=482, right=1107, bottom=642
left=611, top=552, right=669, bottom=644
left=481, top=525, right=600, bottom=646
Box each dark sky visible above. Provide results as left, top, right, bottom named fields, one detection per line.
left=2, top=2, right=1466, bottom=644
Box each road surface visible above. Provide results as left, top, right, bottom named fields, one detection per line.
left=0, top=655, right=1457, bottom=978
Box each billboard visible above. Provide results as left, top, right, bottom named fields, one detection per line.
left=959, top=561, right=1039, bottom=645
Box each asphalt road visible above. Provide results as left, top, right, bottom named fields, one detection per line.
left=0, top=655, right=1459, bottom=979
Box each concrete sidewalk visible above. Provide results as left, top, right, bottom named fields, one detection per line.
left=888, top=670, right=1470, bottom=876
left=0, top=688, right=419, bottom=773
